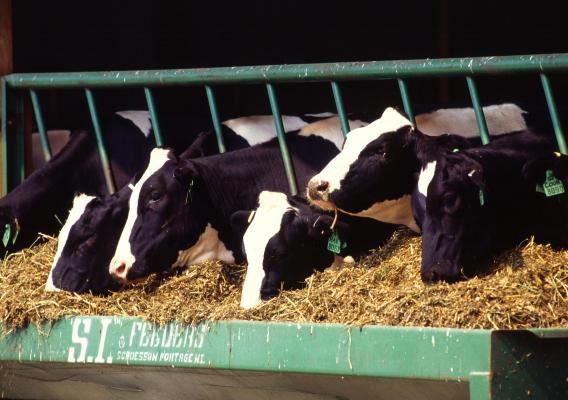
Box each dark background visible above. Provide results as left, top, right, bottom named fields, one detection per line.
left=11, top=1, right=568, bottom=129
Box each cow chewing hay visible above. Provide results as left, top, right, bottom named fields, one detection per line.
left=0, top=229, right=567, bottom=334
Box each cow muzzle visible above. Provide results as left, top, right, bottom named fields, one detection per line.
left=421, top=260, right=461, bottom=283
left=307, top=179, right=330, bottom=202
left=109, top=259, right=129, bottom=283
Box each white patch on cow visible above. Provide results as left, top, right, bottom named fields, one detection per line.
left=110, top=148, right=171, bottom=275
left=222, top=115, right=308, bottom=146
left=303, top=112, right=336, bottom=118
left=173, top=223, right=234, bottom=267
left=415, top=103, right=527, bottom=137
left=299, top=117, right=368, bottom=150
left=115, top=110, right=152, bottom=137
left=309, top=107, right=412, bottom=195
left=45, top=194, right=96, bottom=292
left=337, top=195, right=420, bottom=233
left=240, top=191, right=296, bottom=309
left=326, top=254, right=345, bottom=271
left=418, top=161, right=437, bottom=197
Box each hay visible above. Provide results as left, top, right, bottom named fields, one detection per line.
left=1, top=229, right=567, bottom=333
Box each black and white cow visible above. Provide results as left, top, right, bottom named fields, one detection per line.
left=45, top=188, right=129, bottom=294
left=415, top=129, right=556, bottom=283
left=108, top=133, right=341, bottom=284
left=307, top=105, right=528, bottom=231
left=231, top=191, right=396, bottom=308
left=43, top=114, right=346, bottom=293
left=0, top=111, right=328, bottom=252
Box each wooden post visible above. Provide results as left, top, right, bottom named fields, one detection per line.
left=0, top=0, right=13, bottom=192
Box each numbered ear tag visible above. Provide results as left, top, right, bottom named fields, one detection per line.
left=543, top=170, right=565, bottom=197
left=2, top=223, right=11, bottom=247
left=479, top=190, right=485, bottom=206
left=327, top=230, right=342, bottom=254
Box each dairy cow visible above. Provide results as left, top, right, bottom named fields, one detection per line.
left=307, top=104, right=528, bottom=231
left=0, top=111, right=326, bottom=252
left=44, top=114, right=338, bottom=293
left=415, top=129, right=556, bottom=283
left=108, top=133, right=341, bottom=284
left=231, top=191, right=395, bottom=308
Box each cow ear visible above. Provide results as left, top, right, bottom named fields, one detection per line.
left=179, top=131, right=211, bottom=160
left=230, top=210, right=254, bottom=232
left=467, top=168, right=486, bottom=191
left=173, top=161, right=197, bottom=183
left=522, top=156, right=554, bottom=185
left=307, top=214, right=336, bottom=238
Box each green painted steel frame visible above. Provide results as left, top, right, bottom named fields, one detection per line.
left=3, top=52, right=568, bottom=196
left=1, top=317, right=566, bottom=399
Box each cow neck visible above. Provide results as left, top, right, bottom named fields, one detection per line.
left=189, top=153, right=269, bottom=261
left=2, top=131, right=96, bottom=229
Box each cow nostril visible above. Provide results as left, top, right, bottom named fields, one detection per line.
left=316, top=181, right=329, bottom=193
left=111, top=262, right=127, bottom=280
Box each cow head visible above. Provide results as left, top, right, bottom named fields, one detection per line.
left=232, top=192, right=338, bottom=308
left=418, top=153, right=489, bottom=283
left=109, top=148, right=213, bottom=283
left=307, top=107, right=419, bottom=229
left=46, top=189, right=130, bottom=294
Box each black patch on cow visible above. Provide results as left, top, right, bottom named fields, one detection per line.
left=258, top=196, right=395, bottom=300
left=419, top=129, right=557, bottom=283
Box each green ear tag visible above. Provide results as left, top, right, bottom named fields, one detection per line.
left=543, top=170, right=565, bottom=197
left=479, top=190, right=485, bottom=206
left=2, top=224, right=11, bottom=247
left=327, top=230, right=342, bottom=254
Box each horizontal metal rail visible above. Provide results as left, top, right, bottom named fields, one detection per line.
left=4, top=53, right=568, bottom=89
left=2, top=52, right=568, bottom=196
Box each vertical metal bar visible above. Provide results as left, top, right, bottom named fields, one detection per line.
left=466, top=76, right=490, bottom=145
left=397, top=79, right=416, bottom=126
left=84, top=89, right=116, bottom=194
left=144, top=87, right=163, bottom=147
left=205, top=85, right=226, bottom=153
left=540, top=73, right=568, bottom=154
left=330, top=81, right=350, bottom=137
left=266, top=83, right=298, bottom=195
left=13, top=90, right=25, bottom=186
left=29, top=89, right=52, bottom=161
left=1, top=79, right=8, bottom=196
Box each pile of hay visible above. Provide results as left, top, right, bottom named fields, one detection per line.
left=1, top=229, right=567, bottom=333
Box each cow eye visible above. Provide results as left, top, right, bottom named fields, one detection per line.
left=149, top=191, right=162, bottom=204
left=442, top=194, right=461, bottom=214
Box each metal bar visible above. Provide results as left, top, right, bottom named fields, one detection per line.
left=5, top=53, right=568, bottom=89
left=13, top=90, right=25, bottom=186
left=29, top=89, right=52, bottom=161
left=266, top=83, right=298, bottom=195
left=1, top=79, right=7, bottom=196
left=205, top=85, right=226, bottom=153
left=397, top=79, right=416, bottom=126
left=143, top=87, right=163, bottom=147
left=465, top=76, right=490, bottom=145
left=330, top=81, right=350, bottom=136
left=540, top=73, right=568, bottom=154
left=84, top=89, right=116, bottom=194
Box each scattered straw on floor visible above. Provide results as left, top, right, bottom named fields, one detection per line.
left=1, top=229, right=567, bottom=333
